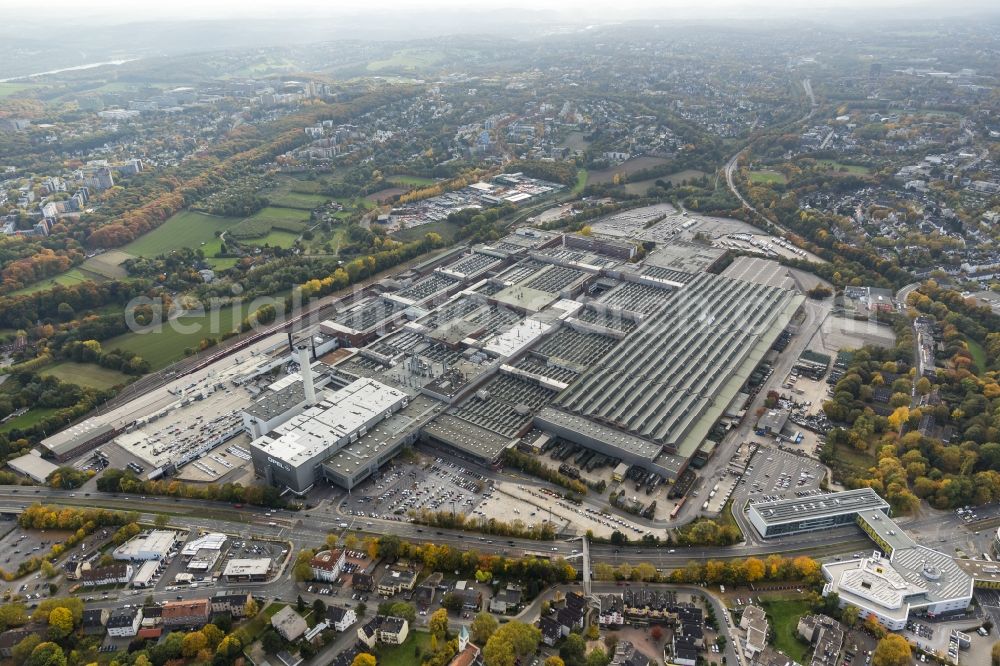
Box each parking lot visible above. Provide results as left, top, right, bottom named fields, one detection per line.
left=739, top=445, right=825, bottom=499
left=340, top=457, right=489, bottom=525
left=479, top=481, right=653, bottom=539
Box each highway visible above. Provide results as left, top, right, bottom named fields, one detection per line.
left=0, top=487, right=873, bottom=567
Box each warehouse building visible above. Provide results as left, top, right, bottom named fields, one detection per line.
left=748, top=488, right=890, bottom=538
left=6, top=451, right=58, bottom=483
left=537, top=272, right=803, bottom=479
left=40, top=420, right=118, bottom=461
left=113, top=530, right=179, bottom=561
left=248, top=377, right=409, bottom=494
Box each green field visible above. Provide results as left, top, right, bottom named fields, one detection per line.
left=0, top=407, right=62, bottom=434
left=9, top=267, right=108, bottom=296
left=571, top=169, right=588, bottom=195
left=268, top=191, right=330, bottom=209
left=229, top=207, right=310, bottom=239
left=42, top=362, right=132, bottom=390
left=0, top=82, right=38, bottom=98
left=760, top=597, right=813, bottom=663
left=367, top=49, right=445, bottom=71
left=105, top=303, right=245, bottom=370
left=244, top=230, right=300, bottom=249
left=817, top=160, right=871, bottom=175
left=122, top=211, right=242, bottom=258
left=965, top=336, right=987, bottom=373
left=389, top=174, right=437, bottom=187
left=392, top=220, right=461, bottom=244
left=375, top=631, right=432, bottom=666
left=749, top=170, right=788, bottom=185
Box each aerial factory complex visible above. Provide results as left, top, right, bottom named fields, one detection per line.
left=41, top=227, right=804, bottom=495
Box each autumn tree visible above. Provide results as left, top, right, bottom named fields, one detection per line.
left=471, top=612, right=499, bottom=645
left=429, top=608, right=449, bottom=640
left=872, top=634, right=910, bottom=666
left=352, top=653, right=377, bottom=666
left=46, top=607, right=74, bottom=640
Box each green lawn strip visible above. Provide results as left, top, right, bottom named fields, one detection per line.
left=0, top=407, right=63, bottom=433
left=392, top=221, right=461, bottom=244
left=388, top=175, right=437, bottom=187
left=749, top=170, right=787, bottom=185
left=244, top=230, right=300, bottom=248
left=760, top=597, right=813, bottom=663
left=965, top=336, right=987, bottom=373
left=816, top=160, right=871, bottom=175
left=375, top=630, right=433, bottom=666
left=268, top=191, right=331, bottom=209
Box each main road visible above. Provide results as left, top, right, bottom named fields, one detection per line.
left=0, top=487, right=873, bottom=567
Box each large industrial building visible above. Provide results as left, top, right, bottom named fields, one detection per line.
left=234, top=224, right=808, bottom=495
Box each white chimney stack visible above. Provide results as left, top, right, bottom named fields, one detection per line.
left=297, top=345, right=316, bottom=405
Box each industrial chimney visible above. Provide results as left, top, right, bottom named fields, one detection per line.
left=297, top=345, right=316, bottom=405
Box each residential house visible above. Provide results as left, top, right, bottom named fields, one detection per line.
left=326, top=606, right=358, bottom=632
left=107, top=607, right=143, bottom=638
left=0, top=628, right=33, bottom=658
left=610, top=641, right=651, bottom=666
left=797, top=614, right=846, bottom=666
left=211, top=592, right=253, bottom=618
left=352, top=572, right=374, bottom=593
left=378, top=566, right=418, bottom=597
left=357, top=615, right=409, bottom=648
left=141, top=606, right=162, bottom=628
left=740, top=605, right=768, bottom=661
left=162, top=598, right=210, bottom=629
left=82, top=608, right=109, bottom=636
left=81, top=562, right=133, bottom=586
left=416, top=572, right=444, bottom=608
left=271, top=606, right=308, bottom=642
left=540, top=616, right=562, bottom=647
left=489, top=583, right=523, bottom=615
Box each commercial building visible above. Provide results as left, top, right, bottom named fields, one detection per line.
left=310, top=549, right=346, bottom=582
left=818, top=497, right=974, bottom=630
left=39, top=421, right=117, bottom=461
left=6, top=451, right=58, bottom=483
left=748, top=488, right=890, bottom=538
left=131, top=560, right=161, bottom=588
left=113, top=530, right=179, bottom=561
left=222, top=558, right=272, bottom=583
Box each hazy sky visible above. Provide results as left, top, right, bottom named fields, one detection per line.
left=6, top=0, right=998, bottom=22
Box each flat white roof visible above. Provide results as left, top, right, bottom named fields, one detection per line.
left=223, top=558, right=271, bottom=577
left=113, top=530, right=177, bottom=559
left=7, top=452, right=58, bottom=482
left=251, top=378, right=407, bottom=467
left=483, top=318, right=551, bottom=358
left=181, top=533, right=227, bottom=556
